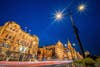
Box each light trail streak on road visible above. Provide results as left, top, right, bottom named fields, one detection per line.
left=0, top=60, right=73, bottom=67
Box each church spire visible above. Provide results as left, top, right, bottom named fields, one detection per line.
left=67, top=40, right=73, bottom=50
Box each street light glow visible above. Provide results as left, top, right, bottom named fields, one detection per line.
left=54, top=11, right=64, bottom=21
left=52, top=3, right=86, bottom=58
left=78, top=4, right=85, bottom=11
left=56, top=12, right=62, bottom=19
left=72, top=43, right=76, bottom=46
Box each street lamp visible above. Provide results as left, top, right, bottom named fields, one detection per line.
left=25, top=27, right=28, bottom=32
left=54, top=11, right=64, bottom=21
left=78, top=4, right=85, bottom=11
left=72, top=43, right=76, bottom=47
left=29, top=29, right=31, bottom=34
left=55, top=12, right=63, bottom=20
left=64, top=44, right=67, bottom=47
left=54, top=4, right=86, bottom=58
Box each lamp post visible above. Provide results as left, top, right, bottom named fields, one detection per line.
left=54, top=4, right=86, bottom=58
left=68, top=11, right=85, bottom=58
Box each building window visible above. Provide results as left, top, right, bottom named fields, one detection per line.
left=29, top=44, right=32, bottom=48
left=3, top=43, right=9, bottom=48
left=5, top=34, right=13, bottom=40
left=8, top=36, right=12, bottom=39
left=13, top=29, right=15, bottom=31
left=0, top=44, right=3, bottom=47
left=5, top=34, right=9, bottom=38
left=38, top=51, right=41, bottom=54
left=16, top=40, right=19, bottom=43
left=4, top=38, right=7, bottom=41
left=10, top=27, right=12, bottom=30
left=7, top=35, right=14, bottom=40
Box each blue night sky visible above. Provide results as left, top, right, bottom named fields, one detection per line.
left=0, top=0, right=100, bottom=55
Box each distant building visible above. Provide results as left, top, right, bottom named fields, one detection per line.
left=37, top=40, right=83, bottom=61
left=0, top=21, right=39, bottom=61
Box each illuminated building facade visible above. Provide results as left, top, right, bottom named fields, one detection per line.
left=37, top=40, right=83, bottom=61
left=55, top=41, right=64, bottom=60
left=38, top=45, right=55, bottom=61
left=0, top=21, right=82, bottom=61
left=0, top=21, right=38, bottom=61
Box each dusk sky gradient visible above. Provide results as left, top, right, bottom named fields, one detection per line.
left=0, top=0, right=100, bottom=55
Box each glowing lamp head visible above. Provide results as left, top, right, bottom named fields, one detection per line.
left=55, top=11, right=63, bottom=21
left=56, top=13, right=62, bottom=19
left=72, top=43, right=76, bottom=46
left=78, top=4, right=85, bottom=11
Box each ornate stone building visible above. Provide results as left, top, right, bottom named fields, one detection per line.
left=64, top=40, right=77, bottom=60
left=37, top=40, right=83, bottom=61
left=0, top=21, right=38, bottom=61
left=0, top=21, right=83, bottom=61
left=38, top=45, right=55, bottom=61
left=64, top=40, right=83, bottom=60
left=55, top=41, right=64, bottom=60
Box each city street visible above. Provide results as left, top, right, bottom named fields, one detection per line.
left=0, top=60, right=73, bottom=67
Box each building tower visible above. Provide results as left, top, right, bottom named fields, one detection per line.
left=55, top=41, right=64, bottom=60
